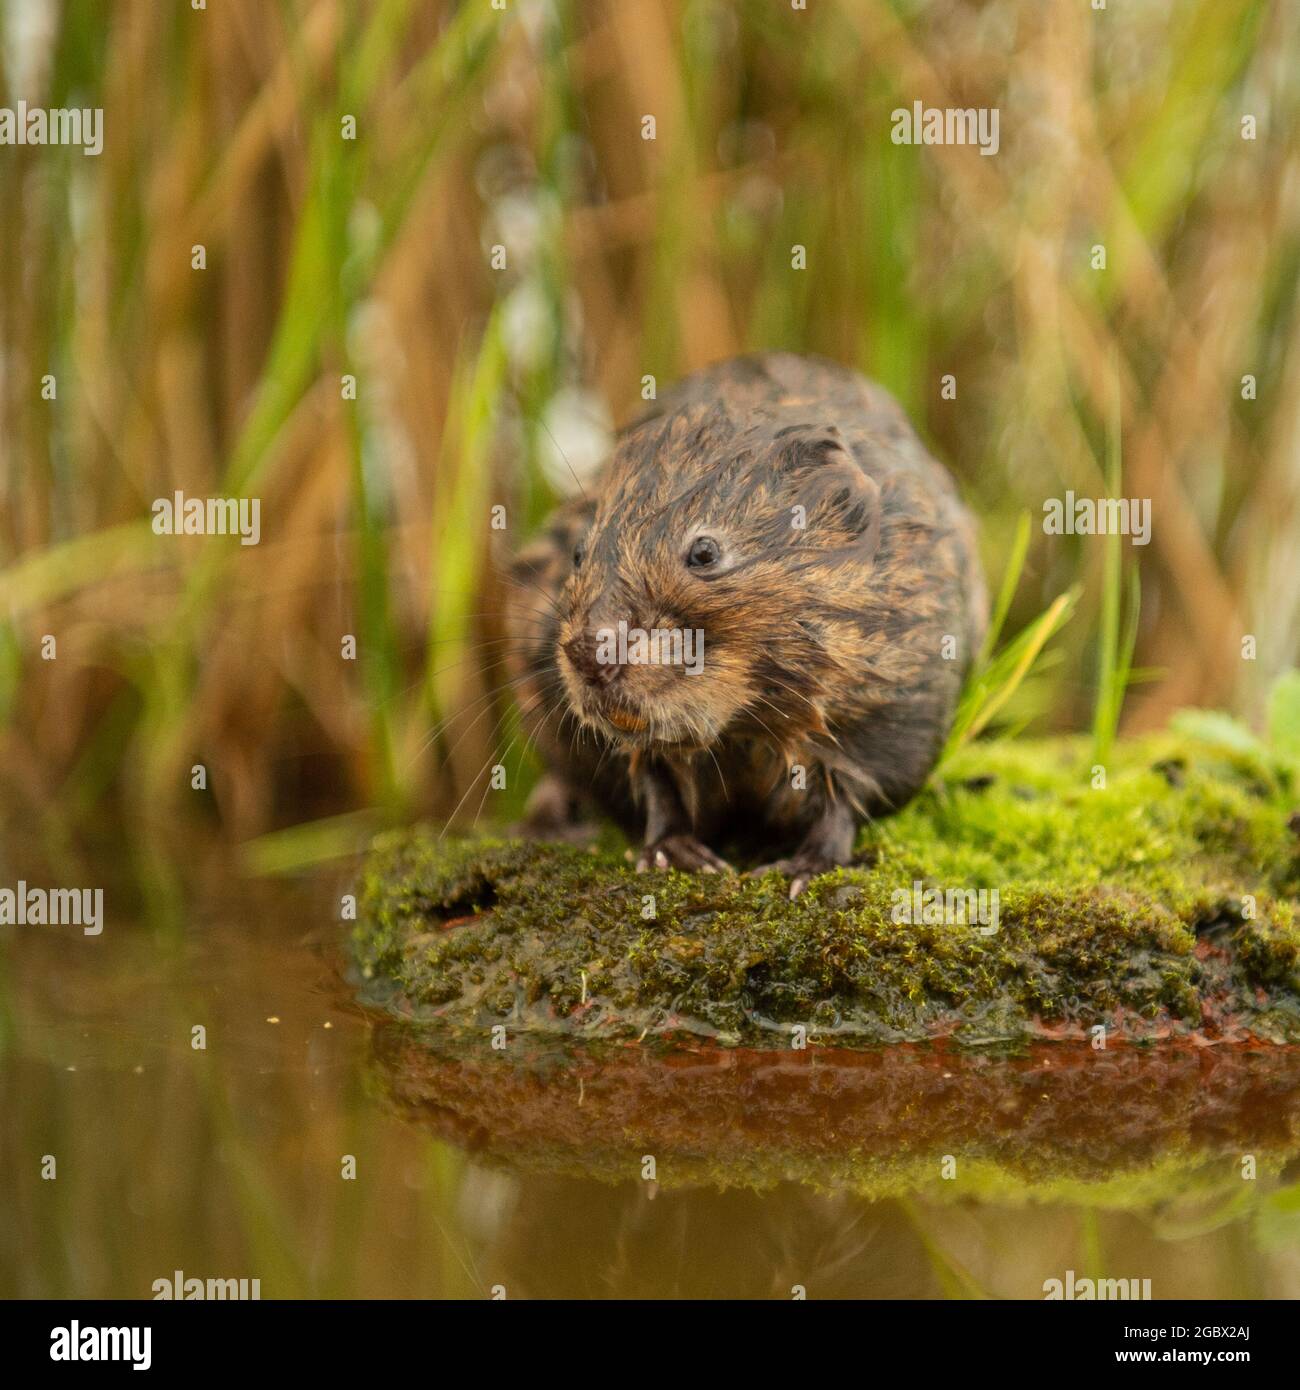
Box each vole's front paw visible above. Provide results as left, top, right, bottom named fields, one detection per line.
left=515, top=819, right=601, bottom=846
left=636, top=835, right=734, bottom=874
left=750, top=854, right=837, bottom=900
left=512, top=773, right=599, bottom=844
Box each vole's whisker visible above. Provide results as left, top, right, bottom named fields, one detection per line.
left=410, top=669, right=540, bottom=767
left=469, top=732, right=521, bottom=830
left=495, top=557, right=565, bottom=622
left=758, top=673, right=823, bottom=715
left=702, top=739, right=730, bottom=805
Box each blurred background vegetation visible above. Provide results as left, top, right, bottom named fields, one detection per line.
left=1, top=0, right=1298, bottom=870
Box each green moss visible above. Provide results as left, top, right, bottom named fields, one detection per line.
left=353, top=732, right=1300, bottom=1048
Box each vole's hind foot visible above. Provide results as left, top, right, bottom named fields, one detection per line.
left=513, top=774, right=600, bottom=845
left=753, top=801, right=856, bottom=897
left=636, top=834, right=734, bottom=875
left=750, top=851, right=844, bottom=899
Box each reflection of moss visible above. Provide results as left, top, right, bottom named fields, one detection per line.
left=353, top=733, right=1300, bottom=1048
left=370, top=1030, right=1300, bottom=1205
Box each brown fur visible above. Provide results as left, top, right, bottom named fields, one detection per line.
left=505, top=353, right=987, bottom=890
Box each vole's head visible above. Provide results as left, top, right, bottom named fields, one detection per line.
left=555, top=404, right=883, bottom=751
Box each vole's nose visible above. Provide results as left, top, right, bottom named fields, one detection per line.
left=563, top=631, right=622, bottom=688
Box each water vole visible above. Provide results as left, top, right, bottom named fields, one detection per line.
left=506, top=353, right=986, bottom=895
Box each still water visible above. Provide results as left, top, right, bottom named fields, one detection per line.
left=4, top=870, right=1300, bottom=1300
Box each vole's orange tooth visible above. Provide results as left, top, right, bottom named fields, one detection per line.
left=605, top=707, right=648, bottom=733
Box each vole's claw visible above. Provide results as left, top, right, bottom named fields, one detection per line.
left=636, top=834, right=733, bottom=875
left=750, top=857, right=793, bottom=879
left=750, top=855, right=834, bottom=898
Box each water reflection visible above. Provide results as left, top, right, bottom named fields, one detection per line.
left=4, top=879, right=1300, bottom=1299
left=371, top=1027, right=1300, bottom=1297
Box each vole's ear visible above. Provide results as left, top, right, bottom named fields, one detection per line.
left=774, top=427, right=882, bottom=562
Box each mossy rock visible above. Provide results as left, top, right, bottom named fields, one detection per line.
left=352, top=732, right=1300, bottom=1050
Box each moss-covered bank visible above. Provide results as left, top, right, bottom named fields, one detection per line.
left=353, top=731, right=1300, bottom=1049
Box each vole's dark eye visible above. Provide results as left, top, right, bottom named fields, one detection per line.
left=686, top=535, right=721, bottom=570
left=572, top=540, right=586, bottom=570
